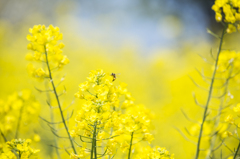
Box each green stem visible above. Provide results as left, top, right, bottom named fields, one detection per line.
left=91, top=122, right=97, bottom=159
left=195, top=27, right=226, bottom=159
left=94, top=130, right=97, bottom=159
left=90, top=137, right=94, bottom=159
left=233, top=141, right=240, bottom=159
left=45, top=80, right=61, bottom=159
left=44, top=48, right=77, bottom=155
left=15, top=105, right=24, bottom=138
left=128, top=132, right=134, bottom=159
left=11, top=150, right=19, bottom=159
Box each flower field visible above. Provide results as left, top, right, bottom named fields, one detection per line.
left=1, top=0, right=240, bottom=158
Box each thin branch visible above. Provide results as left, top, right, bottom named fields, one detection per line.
left=181, top=108, right=200, bottom=124
left=55, top=75, right=66, bottom=88
left=174, top=126, right=197, bottom=145
left=39, top=116, right=63, bottom=125
left=188, top=75, right=209, bottom=91
left=210, top=48, right=216, bottom=61
left=195, top=68, right=225, bottom=80
left=39, top=110, right=74, bottom=125
left=48, top=144, right=71, bottom=150
left=50, top=128, right=68, bottom=139
left=35, top=86, right=53, bottom=93
left=100, top=135, right=119, bottom=141
left=80, top=135, right=92, bottom=143
left=207, top=28, right=220, bottom=39
left=63, top=98, right=75, bottom=112
left=184, top=127, right=197, bottom=137
left=212, top=140, right=224, bottom=152
left=97, top=148, right=108, bottom=158
left=64, top=148, right=70, bottom=155
left=196, top=53, right=213, bottom=65
left=72, top=139, right=83, bottom=147
left=192, top=92, right=205, bottom=108
left=0, top=128, right=7, bottom=142
left=211, top=91, right=227, bottom=99
left=222, top=140, right=234, bottom=154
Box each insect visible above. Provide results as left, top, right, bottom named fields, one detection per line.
left=110, top=73, right=120, bottom=81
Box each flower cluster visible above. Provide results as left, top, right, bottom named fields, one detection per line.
left=70, top=69, right=169, bottom=158
left=72, top=69, right=130, bottom=136
left=212, top=0, right=240, bottom=33
left=74, top=70, right=134, bottom=109
left=136, top=146, right=174, bottom=159
left=0, top=139, right=40, bottom=159
left=0, top=90, right=40, bottom=135
left=26, top=25, right=69, bottom=80
left=71, top=69, right=136, bottom=157
left=120, top=105, right=154, bottom=141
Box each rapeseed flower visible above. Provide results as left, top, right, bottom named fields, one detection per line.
left=26, top=25, right=69, bottom=80
left=212, top=0, right=240, bottom=33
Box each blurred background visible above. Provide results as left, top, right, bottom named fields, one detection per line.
left=0, top=0, right=219, bottom=51
left=1, top=0, right=240, bottom=158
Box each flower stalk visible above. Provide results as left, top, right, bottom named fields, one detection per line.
left=91, top=122, right=98, bottom=159
left=44, top=48, right=77, bottom=154
left=195, top=26, right=226, bottom=159
left=128, top=132, right=134, bottom=159
left=45, top=80, right=61, bottom=159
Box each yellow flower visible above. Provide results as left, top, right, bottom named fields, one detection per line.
left=74, top=91, right=84, bottom=99
left=71, top=69, right=155, bottom=157
left=233, top=103, right=240, bottom=114
left=25, top=53, right=34, bottom=61
left=142, top=133, right=154, bottom=144
left=225, top=114, right=235, bottom=124
left=4, top=139, right=40, bottom=158
left=26, top=25, right=69, bottom=80
left=35, top=68, right=46, bottom=77
left=136, top=146, right=174, bottom=159
left=212, top=0, right=240, bottom=33
left=27, top=43, right=33, bottom=50
left=82, top=101, right=93, bottom=112
left=215, top=12, right=222, bottom=22
left=226, top=24, right=237, bottom=34
left=79, top=81, right=90, bottom=92
left=33, top=134, right=41, bottom=142
left=222, top=131, right=233, bottom=138
left=120, top=141, right=129, bottom=153
left=20, top=89, right=31, bottom=101
left=97, top=131, right=106, bottom=140
left=70, top=130, right=78, bottom=137
left=59, top=55, right=70, bottom=67
left=58, top=42, right=65, bottom=49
